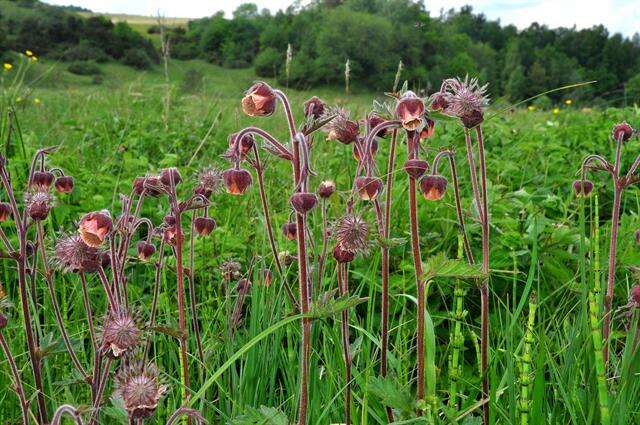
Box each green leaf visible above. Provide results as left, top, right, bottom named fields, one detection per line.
left=423, top=253, right=485, bottom=280
left=367, top=376, right=414, bottom=418
left=309, top=294, right=368, bottom=319
left=229, top=406, right=289, bottom=425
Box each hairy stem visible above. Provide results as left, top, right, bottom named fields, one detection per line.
left=589, top=291, right=611, bottom=425
left=338, top=263, right=352, bottom=424
left=0, top=332, right=30, bottom=425
left=145, top=238, right=165, bottom=362
left=188, top=212, right=205, bottom=369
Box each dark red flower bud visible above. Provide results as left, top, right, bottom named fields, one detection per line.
left=194, top=217, right=216, bottom=236
left=430, top=93, right=448, bottom=111
left=304, top=96, right=326, bottom=119
left=228, top=132, right=255, bottom=155
left=353, top=139, right=378, bottom=162
left=160, top=167, right=181, bottom=186
left=404, top=159, right=429, bottom=179
left=317, top=180, right=336, bottom=199
left=396, top=91, right=425, bottom=131
left=163, top=227, right=176, bottom=245
left=54, top=176, right=74, bottom=193
left=634, top=229, right=640, bottom=246
left=461, top=109, right=484, bottom=129
left=333, top=244, right=355, bottom=263
left=290, top=192, right=317, bottom=214
left=26, top=191, right=52, bottom=221
left=241, top=82, right=277, bottom=117
left=78, top=210, right=113, bottom=247
left=0, top=313, right=7, bottom=329
left=355, top=176, right=383, bottom=201
left=573, top=180, right=594, bottom=198
left=282, top=222, right=297, bottom=240
left=133, top=176, right=162, bottom=197
left=630, top=285, right=640, bottom=307
left=163, top=215, right=176, bottom=226
left=0, top=202, right=12, bottom=221
left=31, top=171, right=55, bottom=190
left=137, top=241, right=156, bottom=261
left=612, top=122, right=634, bottom=142
left=328, top=120, right=360, bottom=145
left=261, top=269, right=272, bottom=287
left=222, top=168, right=253, bottom=195
left=420, top=174, right=448, bottom=201
left=420, top=118, right=435, bottom=139
left=367, top=114, right=388, bottom=138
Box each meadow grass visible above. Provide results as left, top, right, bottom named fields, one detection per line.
left=0, top=58, right=639, bottom=424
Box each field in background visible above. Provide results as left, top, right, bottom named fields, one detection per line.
left=1, top=56, right=640, bottom=423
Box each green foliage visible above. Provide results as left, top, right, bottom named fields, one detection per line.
left=121, top=48, right=152, bottom=69
left=67, top=61, right=102, bottom=76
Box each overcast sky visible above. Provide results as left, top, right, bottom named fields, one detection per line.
left=43, top=0, right=639, bottom=37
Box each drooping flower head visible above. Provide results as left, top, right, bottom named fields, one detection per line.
left=54, top=176, right=74, bottom=193
left=323, top=107, right=359, bottom=144
left=114, top=362, right=167, bottom=420
left=304, top=96, right=326, bottom=119
left=573, top=179, right=594, bottom=197
left=334, top=214, right=369, bottom=254
left=435, top=76, right=489, bottom=128
left=241, top=82, right=277, bottom=117
left=220, top=260, right=242, bottom=282
left=78, top=210, right=113, bottom=247
left=54, top=234, right=104, bottom=273
left=395, top=91, right=425, bottom=131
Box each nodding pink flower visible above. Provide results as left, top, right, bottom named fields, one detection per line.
left=159, top=167, right=182, bottom=187
left=573, top=180, right=594, bottom=197
left=222, top=168, right=253, bottom=195
left=419, top=118, right=436, bottom=139
left=0, top=312, right=6, bottom=329
left=133, top=176, right=162, bottom=197
left=430, top=93, right=448, bottom=111
left=420, top=174, right=448, bottom=201
left=114, top=362, right=167, bottom=420
left=317, top=180, right=336, bottom=199
left=438, top=76, right=489, bottom=128
left=194, top=216, right=216, bottom=236
left=630, top=285, right=640, bottom=308
left=54, top=176, right=74, bottom=193
left=612, top=122, right=634, bottom=142
left=396, top=91, right=425, bottom=131
left=31, top=171, right=55, bottom=190
left=304, top=96, right=326, bottom=119
left=282, top=222, right=297, bottom=240
left=220, top=260, right=242, bottom=282
left=354, top=176, right=382, bottom=201
left=136, top=241, right=156, bottom=261
left=78, top=210, right=113, bottom=247
left=261, top=269, right=272, bottom=287
left=324, top=107, right=359, bottom=144
left=634, top=229, right=640, bottom=246
left=366, top=113, right=388, bottom=138
left=55, top=234, right=103, bottom=273
left=333, top=244, right=355, bottom=263
left=0, top=202, right=12, bottom=221
left=353, top=138, right=378, bottom=162
left=241, top=82, right=277, bottom=117
left=25, top=190, right=53, bottom=221
left=228, top=132, right=255, bottom=155
left=101, top=309, right=140, bottom=357
left=163, top=226, right=177, bottom=245
left=404, top=159, right=429, bottom=179
left=290, top=192, right=318, bottom=214
left=334, top=214, right=369, bottom=254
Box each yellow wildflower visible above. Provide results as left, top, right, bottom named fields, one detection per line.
left=565, top=99, right=572, bottom=105
left=25, top=50, right=33, bottom=57
left=16, top=97, right=22, bottom=103
left=3, top=63, right=12, bottom=71
left=552, top=108, right=560, bottom=114
left=527, top=105, right=536, bottom=111
left=31, top=56, right=38, bottom=62
left=34, top=98, right=41, bottom=104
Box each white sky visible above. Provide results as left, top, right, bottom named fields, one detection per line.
left=42, top=0, right=639, bottom=37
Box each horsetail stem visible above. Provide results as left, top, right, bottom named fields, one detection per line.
left=448, top=235, right=466, bottom=409
left=518, top=293, right=537, bottom=425
left=588, top=290, right=611, bottom=425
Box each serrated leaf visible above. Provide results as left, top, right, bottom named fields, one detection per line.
left=423, top=253, right=485, bottom=280
left=150, top=325, right=185, bottom=339
left=367, top=376, right=414, bottom=418
left=309, top=294, right=368, bottom=319
left=229, top=406, right=289, bottom=425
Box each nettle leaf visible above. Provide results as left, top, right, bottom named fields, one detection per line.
left=423, top=253, right=485, bottom=280
left=375, top=234, right=408, bottom=249
left=309, top=294, right=368, bottom=319
left=150, top=325, right=185, bottom=340
left=229, top=406, right=288, bottom=425
left=367, top=376, right=414, bottom=418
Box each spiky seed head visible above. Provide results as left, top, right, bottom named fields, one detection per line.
left=222, top=168, right=253, bottom=195
left=55, top=234, right=103, bottom=273
left=25, top=190, right=53, bottom=221
left=573, top=180, right=594, bottom=197
left=396, top=91, right=425, bottom=131
left=420, top=174, right=448, bottom=201
left=437, top=76, right=489, bottom=127
left=220, top=260, right=242, bottom=281
left=323, top=107, right=359, bottom=144
left=334, top=214, right=369, bottom=254
left=78, top=210, right=113, bottom=247
left=290, top=192, right=317, bottom=214
left=115, top=362, right=167, bottom=419
left=241, top=82, right=277, bottom=117
left=354, top=176, right=382, bottom=201
left=54, top=176, right=74, bottom=193
left=102, top=309, right=140, bottom=358
left=194, top=168, right=223, bottom=200
left=317, top=180, right=336, bottom=199
left=404, top=159, right=429, bottom=179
